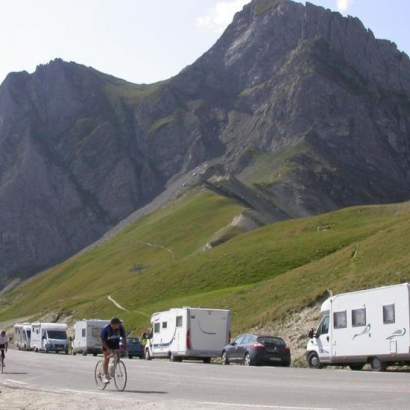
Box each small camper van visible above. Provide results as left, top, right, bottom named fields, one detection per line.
left=72, top=320, right=109, bottom=355
left=306, top=283, right=410, bottom=371
left=31, top=323, right=68, bottom=354
left=145, top=307, right=231, bottom=362
left=14, top=323, right=32, bottom=351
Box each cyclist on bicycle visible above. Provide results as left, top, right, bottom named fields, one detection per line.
left=101, top=318, right=127, bottom=384
left=0, top=330, right=9, bottom=367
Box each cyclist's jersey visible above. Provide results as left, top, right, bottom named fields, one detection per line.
left=101, top=325, right=126, bottom=350
left=0, top=334, right=8, bottom=349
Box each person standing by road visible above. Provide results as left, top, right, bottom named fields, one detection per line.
left=0, top=330, right=9, bottom=367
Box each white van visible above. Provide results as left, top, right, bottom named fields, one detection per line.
left=31, top=323, right=68, bottom=354
left=72, top=320, right=109, bottom=356
left=306, top=283, right=410, bottom=371
left=14, top=323, right=32, bottom=351
left=145, top=307, right=231, bottom=362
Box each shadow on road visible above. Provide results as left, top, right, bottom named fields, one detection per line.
left=2, top=372, right=28, bottom=375
left=121, top=390, right=167, bottom=395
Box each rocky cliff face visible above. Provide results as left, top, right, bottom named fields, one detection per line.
left=1, top=0, right=410, bottom=286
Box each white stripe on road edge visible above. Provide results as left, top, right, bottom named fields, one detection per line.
left=197, top=402, right=333, bottom=410
left=5, top=379, right=28, bottom=385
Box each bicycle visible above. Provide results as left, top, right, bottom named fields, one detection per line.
left=95, top=349, right=127, bottom=391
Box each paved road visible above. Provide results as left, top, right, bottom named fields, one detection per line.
left=1, top=350, right=410, bottom=409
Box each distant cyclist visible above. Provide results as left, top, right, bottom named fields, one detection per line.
left=0, top=330, right=9, bottom=367
left=101, top=318, right=127, bottom=384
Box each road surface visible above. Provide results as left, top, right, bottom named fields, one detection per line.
left=1, top=350, right=410, bottom=409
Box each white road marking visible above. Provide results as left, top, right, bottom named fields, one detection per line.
left=107, top=295, right=128, bottom=311
left=5, top=379, right=28, bottom=385
left=197, top=402, right=333, bottom=410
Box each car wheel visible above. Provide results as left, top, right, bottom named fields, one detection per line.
left=349, top=363, right=364, bottom=371
left=145, top=349, right=152, bottom=361
left=222, top=351, right=229, bottom=365
left=129, top=355, right=133, bottom=359
left=244, top=353, right=252, bottom=366
left=307, top=352, right=322, bottom=369
left=370, top=357, right=386, bottom=372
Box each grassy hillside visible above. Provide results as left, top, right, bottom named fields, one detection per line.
left=1, top=188, right=410, bottom=339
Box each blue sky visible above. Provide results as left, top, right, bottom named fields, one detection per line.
left=0, top=0, right=409, bottom=85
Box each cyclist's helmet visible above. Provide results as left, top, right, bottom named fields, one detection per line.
left=110, top=317, right=121, bottom=325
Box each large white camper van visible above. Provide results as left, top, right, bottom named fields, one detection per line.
left=72, top=320, right=109, bottom=355
left=306, top=283, right=410, bottom=371
left=14, top=323, right=32, bottom=351
left=145, top=307, right=231, bottom=362
left=31, top=323, right=68, bottom=354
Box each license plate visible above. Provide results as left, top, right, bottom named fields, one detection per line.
left=269, top=357, right=281, bottom=361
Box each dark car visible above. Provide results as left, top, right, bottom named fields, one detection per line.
left=127, top=337, right=144, bottom=359
left=222, top=334, right=291, bottom=366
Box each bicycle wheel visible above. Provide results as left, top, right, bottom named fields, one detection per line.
left=113, top=360, right=127, bottom=391
left=94, top=360, right=108, bottom=390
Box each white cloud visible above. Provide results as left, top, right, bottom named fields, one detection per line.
left=337, top=0, right=354, bottom=14
left=196, top=0, right=249, bottom=33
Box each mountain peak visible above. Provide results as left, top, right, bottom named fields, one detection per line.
left=198, top=0, right=410, bottom=95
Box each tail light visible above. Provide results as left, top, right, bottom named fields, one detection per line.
left=284, top=347, right=290, bottom=353
left=186, top=329, right=192, bottom=350
left=252, top=342, right=265, bottom=349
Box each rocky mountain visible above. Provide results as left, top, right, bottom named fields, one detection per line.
left=1, top=0, right=410, bottom=287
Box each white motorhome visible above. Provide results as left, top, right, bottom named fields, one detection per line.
left=72, top=320, right=109, bottom=356
left=14, top=323, right=32, bottom=351
left=306, top=283, right=410, bottom=371
left=145, top=307, right=231, bottom=362
left=31, top=323, right=68, bottom=354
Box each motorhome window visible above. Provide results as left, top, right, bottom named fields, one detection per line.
left=91, top=328, right=100, bottom=338
left=383, top=304, right=395, bottom=324
left=318, top=315, right=329, bottom=335
left=82, top=329, right=86, bottom=338
left=47, top=331, right=67, bottom=340
left=352, top=308, right=366, bottom=327
left=154, top=323, right=160, bottom=333
left=333, top=311, right=347, bottom=329
left=176, top=316, right=183, bottom=327
left=162, top=322, right=168, bottom=329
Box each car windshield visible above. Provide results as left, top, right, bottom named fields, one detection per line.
left=257, top=336, right=285, bottom=346
left=47, top=330, right=67, bottom=340
left=129, top=338, right=140, bottom=344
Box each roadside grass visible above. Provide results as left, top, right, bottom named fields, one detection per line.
left=1, top=188, right=410, bottom=338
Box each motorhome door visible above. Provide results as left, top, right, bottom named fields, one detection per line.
left=152, top=320, right=161, bottom=353
left=316, top=314, right=331, bottom=362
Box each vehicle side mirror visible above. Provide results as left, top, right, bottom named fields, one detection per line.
left=308, top=328, right=316, bottom=339
left=230, top=341, right=236, bottom=346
